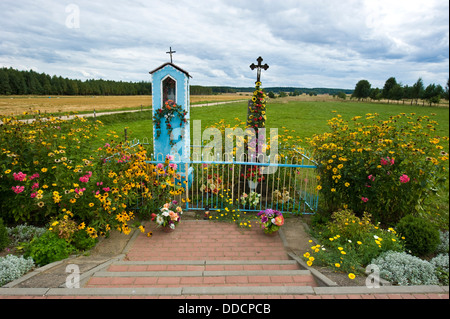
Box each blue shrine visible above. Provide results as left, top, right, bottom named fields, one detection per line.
left=149, top=53, right=193, bottom=185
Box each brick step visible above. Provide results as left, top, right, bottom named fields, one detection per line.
left=84, top=260, right=318, bottom=289
left=108, top=260, right=302, bottom=272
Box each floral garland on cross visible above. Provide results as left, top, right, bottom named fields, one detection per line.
left=247, top=81, right=267, bottom=129
left=153, top=100, right=187, bottom=146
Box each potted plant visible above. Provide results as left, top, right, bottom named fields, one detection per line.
left=257, top=209, right=284, bottom=236
left=151, top=200, right=183, bottom=232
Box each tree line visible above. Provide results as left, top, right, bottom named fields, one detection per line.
left=351, top=77, right=449, bottom=106
left=0, top=67, right=152, bottom=96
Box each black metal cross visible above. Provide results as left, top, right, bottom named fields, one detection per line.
left=166, top=47, right=176, bottom=63
left=250, top=56, right=269, bottom=83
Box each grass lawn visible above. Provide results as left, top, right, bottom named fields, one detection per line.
left=94, top=99, right=449, bottom=147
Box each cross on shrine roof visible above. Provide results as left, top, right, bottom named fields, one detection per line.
left=166, top=47, right=176, bottom=63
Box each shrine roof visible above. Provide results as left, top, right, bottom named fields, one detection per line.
left=149, top=62, right=192, bottom=78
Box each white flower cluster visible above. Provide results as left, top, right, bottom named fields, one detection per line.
left=0, top=254, right=35, bottom=286
left=240, top=191, right=261, bottom=208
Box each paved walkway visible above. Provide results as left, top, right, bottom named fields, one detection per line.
left=0, top=221, right=448, bottom=299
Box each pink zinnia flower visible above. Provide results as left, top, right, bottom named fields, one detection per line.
left=399, top=174, right=410, bottom=183
left=361, top=197, right=369, bottom=203
left=12, top=186, right=25, bottom=194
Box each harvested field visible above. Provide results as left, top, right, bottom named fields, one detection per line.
left=0, top=94, right=244, bottom=116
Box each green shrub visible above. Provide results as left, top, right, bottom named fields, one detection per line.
left=0, top=254, right=35, bottom=286
left=396, top=215, right=440, bottom=257
left=71, top=229, right=97, bottom=252
left=0, top=218, right=9, bottom=250
left=304, top=210, right=404, bottom=275
left=310, top=113, right=449, bottom=225
left=371, top=251, right=439, bottom=286
left=24, top=231, right=73, bottom=266
left=6, top=224, right=46, bottom=246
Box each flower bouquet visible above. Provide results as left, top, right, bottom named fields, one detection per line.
left=152, top=200, right=183, bottom=231
left=257, top=209, right=284, bottom=235
left=240, top=191, right=261, bottom=208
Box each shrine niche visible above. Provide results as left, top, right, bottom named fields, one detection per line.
left=149, top=48, right=193, bottom=185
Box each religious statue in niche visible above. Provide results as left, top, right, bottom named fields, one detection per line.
left=163, top=76, right=176, bottom=105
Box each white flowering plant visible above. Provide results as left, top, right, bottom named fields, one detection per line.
left=151, top=200, right=183, bottom=230
left=240, top=191, right=261, bottom=208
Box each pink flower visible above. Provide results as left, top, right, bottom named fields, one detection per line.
left=399, top=174, right=410, bottom=183
left=368, top=174, right=375, bottom=181
left=13, top=172, right=27, bottom=182
left=380, top=157, right=394, bottom=166
left=361, top=197, right=369, bottom=203
left=169, top=163, right=177, bottom=170
left=29, top=173, right=40, bottom=180
left=30, top=192, right=37, bottom=198
left=31, top=182, right=39, bottom=190
left=12, top=186, right=25, bottom=194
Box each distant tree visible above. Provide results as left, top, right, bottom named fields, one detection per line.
left=0, top=69, right=12, bottom=95
left=352, top=80, right=371, bottom=100
left=268, top=91, right=275, bottom=98
left=369, top=88, right=382, bottom=101
left=390, top=84, right=404, bottom=102
left=382, top=77, right=398, bottom=102
left=444, top=78, right=449, bottom=100
left=423, top=84, right=444, bottom=106
left=411, top=78, right=424, bottom=105
left=337, top=91, right=347, bottom=100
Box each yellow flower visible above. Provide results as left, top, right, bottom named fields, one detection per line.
left=340, top=251, right=346, bottom=255
left=357, top=241, right=362, bottom=245
left=306, top=260, right=313, bottom=267
left=303, top=252, right=310, bottom=258
left=348, top=273, right=356, bottom=280
left=335, top=263, right=341, bottom=268
left=4, top=170, right=11, bottom=174
left=89, top=203, right=94, bottom=207
left=41, top=168, right=48, bottom=173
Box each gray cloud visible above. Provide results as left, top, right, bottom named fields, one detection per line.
left=0, top=0, right=448, bottom=89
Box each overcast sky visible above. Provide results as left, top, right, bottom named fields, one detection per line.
left=0, top=0, right=448, bottom=89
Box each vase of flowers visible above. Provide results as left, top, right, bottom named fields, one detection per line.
left=240, top=191, right=261, bottom=208
left=243, top=165, right=265, bottom=191
left=257, top=209, right=284, bottom=235
left=151, top=200, right=183, bottom=232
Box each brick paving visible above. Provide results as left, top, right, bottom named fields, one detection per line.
left=0, top=220, right=448, bottom=300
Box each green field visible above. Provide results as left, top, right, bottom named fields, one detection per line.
left=93, top=99, right=449, bottom=149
